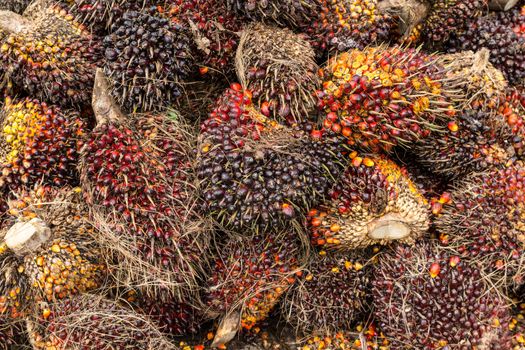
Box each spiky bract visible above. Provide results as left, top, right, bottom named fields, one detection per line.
left=0, top=97, right=85, bottom=189
left=283, top=251, right=371, bottom=334
left=197, top=84, right=348, bottom=230
left=81, top=113, right=210, bottom=298
left=103, top=8, right=192, bottom=113
left=206, top=231, right=300, bottom=331
left=309, top=155, right=429, bottom=250
left=318, top=46, right=459, bottom=152
left=373, top=241, right=514, bottom=349
left=0, top=6, right=101, bottom=107
left=236, top=23, right=320, bottom=125
left=29, top=295, right=176, bottom=350
left=434, top=161, right=525, bottom=288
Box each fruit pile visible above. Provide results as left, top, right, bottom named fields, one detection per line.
left=1, top=0, right=525, bottom=349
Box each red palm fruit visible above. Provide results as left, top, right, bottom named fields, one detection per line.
left=446, top=5, right=525, bottom=85
left=206, top=231, right=301, bottom=347
left=166, top=0, right=242, bottom=76
left=80, top=70, right=211, bottom=299
left=236, top=23, right=320, bottom=125
left=283, top=250, right=372, bottom=334
left=197, top=84, right=348, bottom=230
left=0, top=5, right=101, bottom=107
left=0, top=97, right=86, bottom=190
left=373, top=241, right=515, bottom=349
left=298, top=325, right=391, bottom=350
left=0, top=186, right=106, bottom=319
left=102, top=7, right=192, bottom=113
left=307, top=0, right=397, bottom=53
left=28, top=295, right=176, bottom=350
left=435, top=161, right=525, bottom=289
left=318, top=46, right=461, bottom=153
left=309, top=155, right=429, bottom=250
left=421, top=0, right=488, bottom=48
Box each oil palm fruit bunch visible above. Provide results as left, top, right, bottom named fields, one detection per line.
left=0, top=97, right=86, bottom=190
left=205, top=231, right=301, bottom=347
left=236, top=23, right=320, bottom=126
left=307, top=0, right=397, bottom=53
left=299, top=326, right=390, bottom=350
left=81, top=70, right=211, bottom=298
left=197, top=83, right=348, bottom=230
left=308, top=154, right=429, bottom=251
left=124, top=289, right=204, bottom=337
left=446, top=6, right=525, bottom=85
left=373, top=241, right=515, bottom=349
left=283, top=250, right=372, bottom=334
left=102, top=7, right=192, bottom=113
left=58, top=0, right=152, bottom=35
left=0, top=0, right=31, bottom=13
left=0, top=5, right=101, bottom=107
left=225, top=0, right=319, bottom=29
left=28, top=294, right=176, bottom=350
left=377, top=0, right=431, bottom=46
left=434, top=161, right=525, bottom=289
left=0, top=186, right=106, bottom=320
left=421, top=0, right=488, bottom=48
left=167, top=0, right=242, bottom=76
left=317, top=46, right=460, bottom=153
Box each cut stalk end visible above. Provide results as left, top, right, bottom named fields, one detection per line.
left=5, top=218, right=51, bottom=256
left=368, top=213, right=411, bottom=241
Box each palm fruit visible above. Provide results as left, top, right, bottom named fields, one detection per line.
left=421, top=0, right=488, bottom=48
left=308, top=154, right=429, bottom=251
left=299, top=325, right=391, bottom=350
left=102, top=7, right=192, bottom=113
left=28, top=295, right=176, bottom=350
left=446, top=7, right=525, bottom=85
left=124, top=289, right=204, bottom=337
left=307, top=0, right=396, bottom=53
left=197, top=84, right=348, bottom=230
left=377, top=0, right=430, bottom=45
left=434, top=161, right=525, bottom=289
left=373, top=241, right=515, bottom=349
left=206, top=231, right=301, bottom=347
left=167, top=0, right=242, bottom=76
left=283, top=250, right=371, bottom=334
left=0, top=97, right=85, bottom=190
left=58, top=0, right=152, bottom=34
left=236, top=23, right=320, bottom=125
left=81, top=70, right=210, bottom=298
left=0, top=5, right=101, bottom=107
left=225, top=0, right=319, bottom=28
left=0, top=187, right=106, bottom=309
left=0, top=0, right=31, bottom=13
left=317, top=46, right=459, bottom=153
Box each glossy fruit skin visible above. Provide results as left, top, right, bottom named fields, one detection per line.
left=373, top=241, right=515, bottom=349
left=0, top=6, right=102, bottom=107
left=197, top=85, right=348, bottom=230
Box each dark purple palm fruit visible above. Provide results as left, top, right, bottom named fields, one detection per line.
left=28, top=295, right=177, bottom=350
left=80, top=69, right=211, bottom=300
left=434, top=161, right=525, bottom=290
left=166, top=0, right=242, bottom=78
left=373, top=241, right=515, bottom=349
left=0, top=4, right=102, bottom=107
left=197, top=84, right=348, bottom=231
left=445, top=6, right=525, bottom=85
left=102, top=7, right=192, bottom=113
left=236, top=23, right=320, bottom=126
left=205, top=230, right=301, bottom=347
left=282, top=249, right=372, bottom=334
left=421, top=0, right=489, bottom=49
